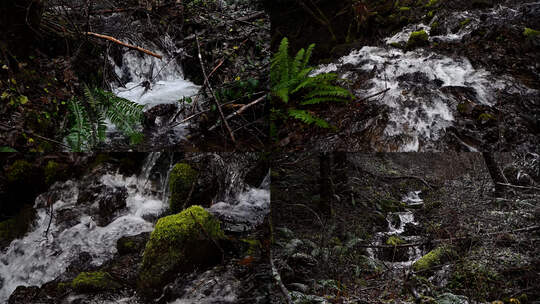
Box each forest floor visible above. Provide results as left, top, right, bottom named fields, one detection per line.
left=271, top=153, right=540, bottom=303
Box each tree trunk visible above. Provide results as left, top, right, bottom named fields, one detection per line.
left=482, top=152, right=508, bottom=196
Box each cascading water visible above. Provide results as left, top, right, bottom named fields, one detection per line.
left=111, top=34, right=199, bottom=106
left=0, top=154, right=270, bottom=302
left=366, top=191, right=424, bottom=268
left=314, top=2, right=538, bottom=151
left=0, top=154, right=168, bottom=302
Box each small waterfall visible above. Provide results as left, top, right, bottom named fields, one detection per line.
left=0, top=158, right=167, bottom=302
left=366, top=190, right=424, bottom=268
left=111, top=34, right=199, bottom=107
left=209, top=171, right=271, bottom=233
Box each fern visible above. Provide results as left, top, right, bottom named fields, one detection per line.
left=288, top=109, right=330, bottom=128
left=271, top=37, right=353, bottom=129
left=65, top=86, right=144, bottom=151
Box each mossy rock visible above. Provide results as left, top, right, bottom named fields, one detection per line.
left=137, top=206, right=225, bottom=298
left=71, top=271, right=121, bottom=292
left=43, top=160, right=67, bottom=185
left=425, top=0, right=438, bottom=7
left=523, top=27, right=540, bottom=38
left=169, top=163, right=199, bottom=213
left=413, top=245, right=456, bottom=272
left=6, top=159, right=32, bottom=183
left=386, top=235, right=406, bottom=246
left=407, top=30, right=429, bottom=48
left=478, top=113, right=496, bottom=123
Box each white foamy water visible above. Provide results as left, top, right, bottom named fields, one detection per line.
left=209, top=173, right=270, bottom=232
left=315, top=46, right=518, bottom=151
left=0, top=172, right=167, bottom=302
left=314, top=3, right=538, bottom=151
left=112, top=35, right=199, bottom=106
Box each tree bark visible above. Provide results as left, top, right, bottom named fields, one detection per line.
left=482, top=152, right=508, bottom=196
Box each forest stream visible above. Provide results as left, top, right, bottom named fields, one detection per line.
left=0, top=153, right=271, bottom=303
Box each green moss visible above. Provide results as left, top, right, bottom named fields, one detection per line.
left=44, top=160, right=62, bottom=185
left=425, top=0, right=438, bottom=7
left=6, top=160, right=32, bottom=183
left=460, top=18, right=472, bottom=27
left=478, top=113, right=496, bottom=122
left=523, top=27, right=540, bottom=38
left=399, top=6, right=411, bottom=11
left=241, top=238, right=261, bottom=255
left=169, top=163, right=199, bottom=213
left=71, top=271, right=120, bottom=292
left=390, top=42, right=403, bottom=48
left=413, top=245, right=456, bottom=272
left=427, top=10, right=434, bottom=18
left=386, top=235, right=406, bottom=246
left=138, top=206, right=224, bottom=297
left=407, top=30, right=429, bottom=48
left=457, top=103, right=468, bottom=114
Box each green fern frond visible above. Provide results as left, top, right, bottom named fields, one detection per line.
left=302, top=44, right=315, bottom=70
left=288, top=109, right=330, bottom=128
left=300, top=97, right=350, bottom=105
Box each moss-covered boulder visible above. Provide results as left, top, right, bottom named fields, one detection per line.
left=413, top=245, right=456, bottom=272
left=137, top=205, right=225, bottom=297
left=407, top=30, right=429, bottom=48
left=71, top=271, right=121, bottom=292
left=386, top=235, right=406, bottom=246
left=6, top=160, right=32, bottom=183
left=169, top=163, right=198, bottom=213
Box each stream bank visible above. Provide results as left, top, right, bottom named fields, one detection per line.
left=271, top=153, right=540, bottom=303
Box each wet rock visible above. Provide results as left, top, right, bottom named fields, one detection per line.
left=71, top=271, right=121, bottom=292
left=407, top=30, right=429, bottom=48
left=436, top=292, right=469, bottom=304
left=168, top=163, right=199, bottom=213
left=413, top=245, right=456, bottom=273
left=8, top=282, right=59, bottom=304
left=77, top=183, right=128, bottom=227
left=403, top=222, right=424, bottom=236
left=143, top=103, right=177, bottom=128
left=284, top=239, right=304, bottom=256
left=288, top=253, right=318, bottom=268
left=137, top=206, right=225, bottom=298
left=116, top=232, right=150, bottom=255
left=275, top=227, right=295, bottom=239
left=58, top=252, right=96, bottom=282
left=290, top=291, right=329, bottom=304
left=289, top=282, right=309, bottom=293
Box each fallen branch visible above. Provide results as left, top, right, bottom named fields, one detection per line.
left=208, top=95, right=266, bottom=132
left=86, top=32, right=162, bottom=59
left=496, top=182, right=540, bottom=191
left=195, top=35, right=236, bottom=143
left=270, top=251, right=293, bottom=304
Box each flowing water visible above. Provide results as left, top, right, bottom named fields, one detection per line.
left=366, top=191, right=424, bottom=268
left=0, top=154, right=270, bottom=302
left=315, top=2, right=538, bottom=151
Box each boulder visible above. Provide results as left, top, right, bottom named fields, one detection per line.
left=137, top=206, right=225, bottom=298
left=168, top=163, right=199, bottom=213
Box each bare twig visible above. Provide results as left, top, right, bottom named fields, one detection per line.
left=208, top=95, right=266, bottom=132
left=86, top=32, right=162, bottom=59
left=270, top=250, right=293, bottom=304
left=195, top=35, right=236, bottom=143
left=496, top=183, right=540, bottom=191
